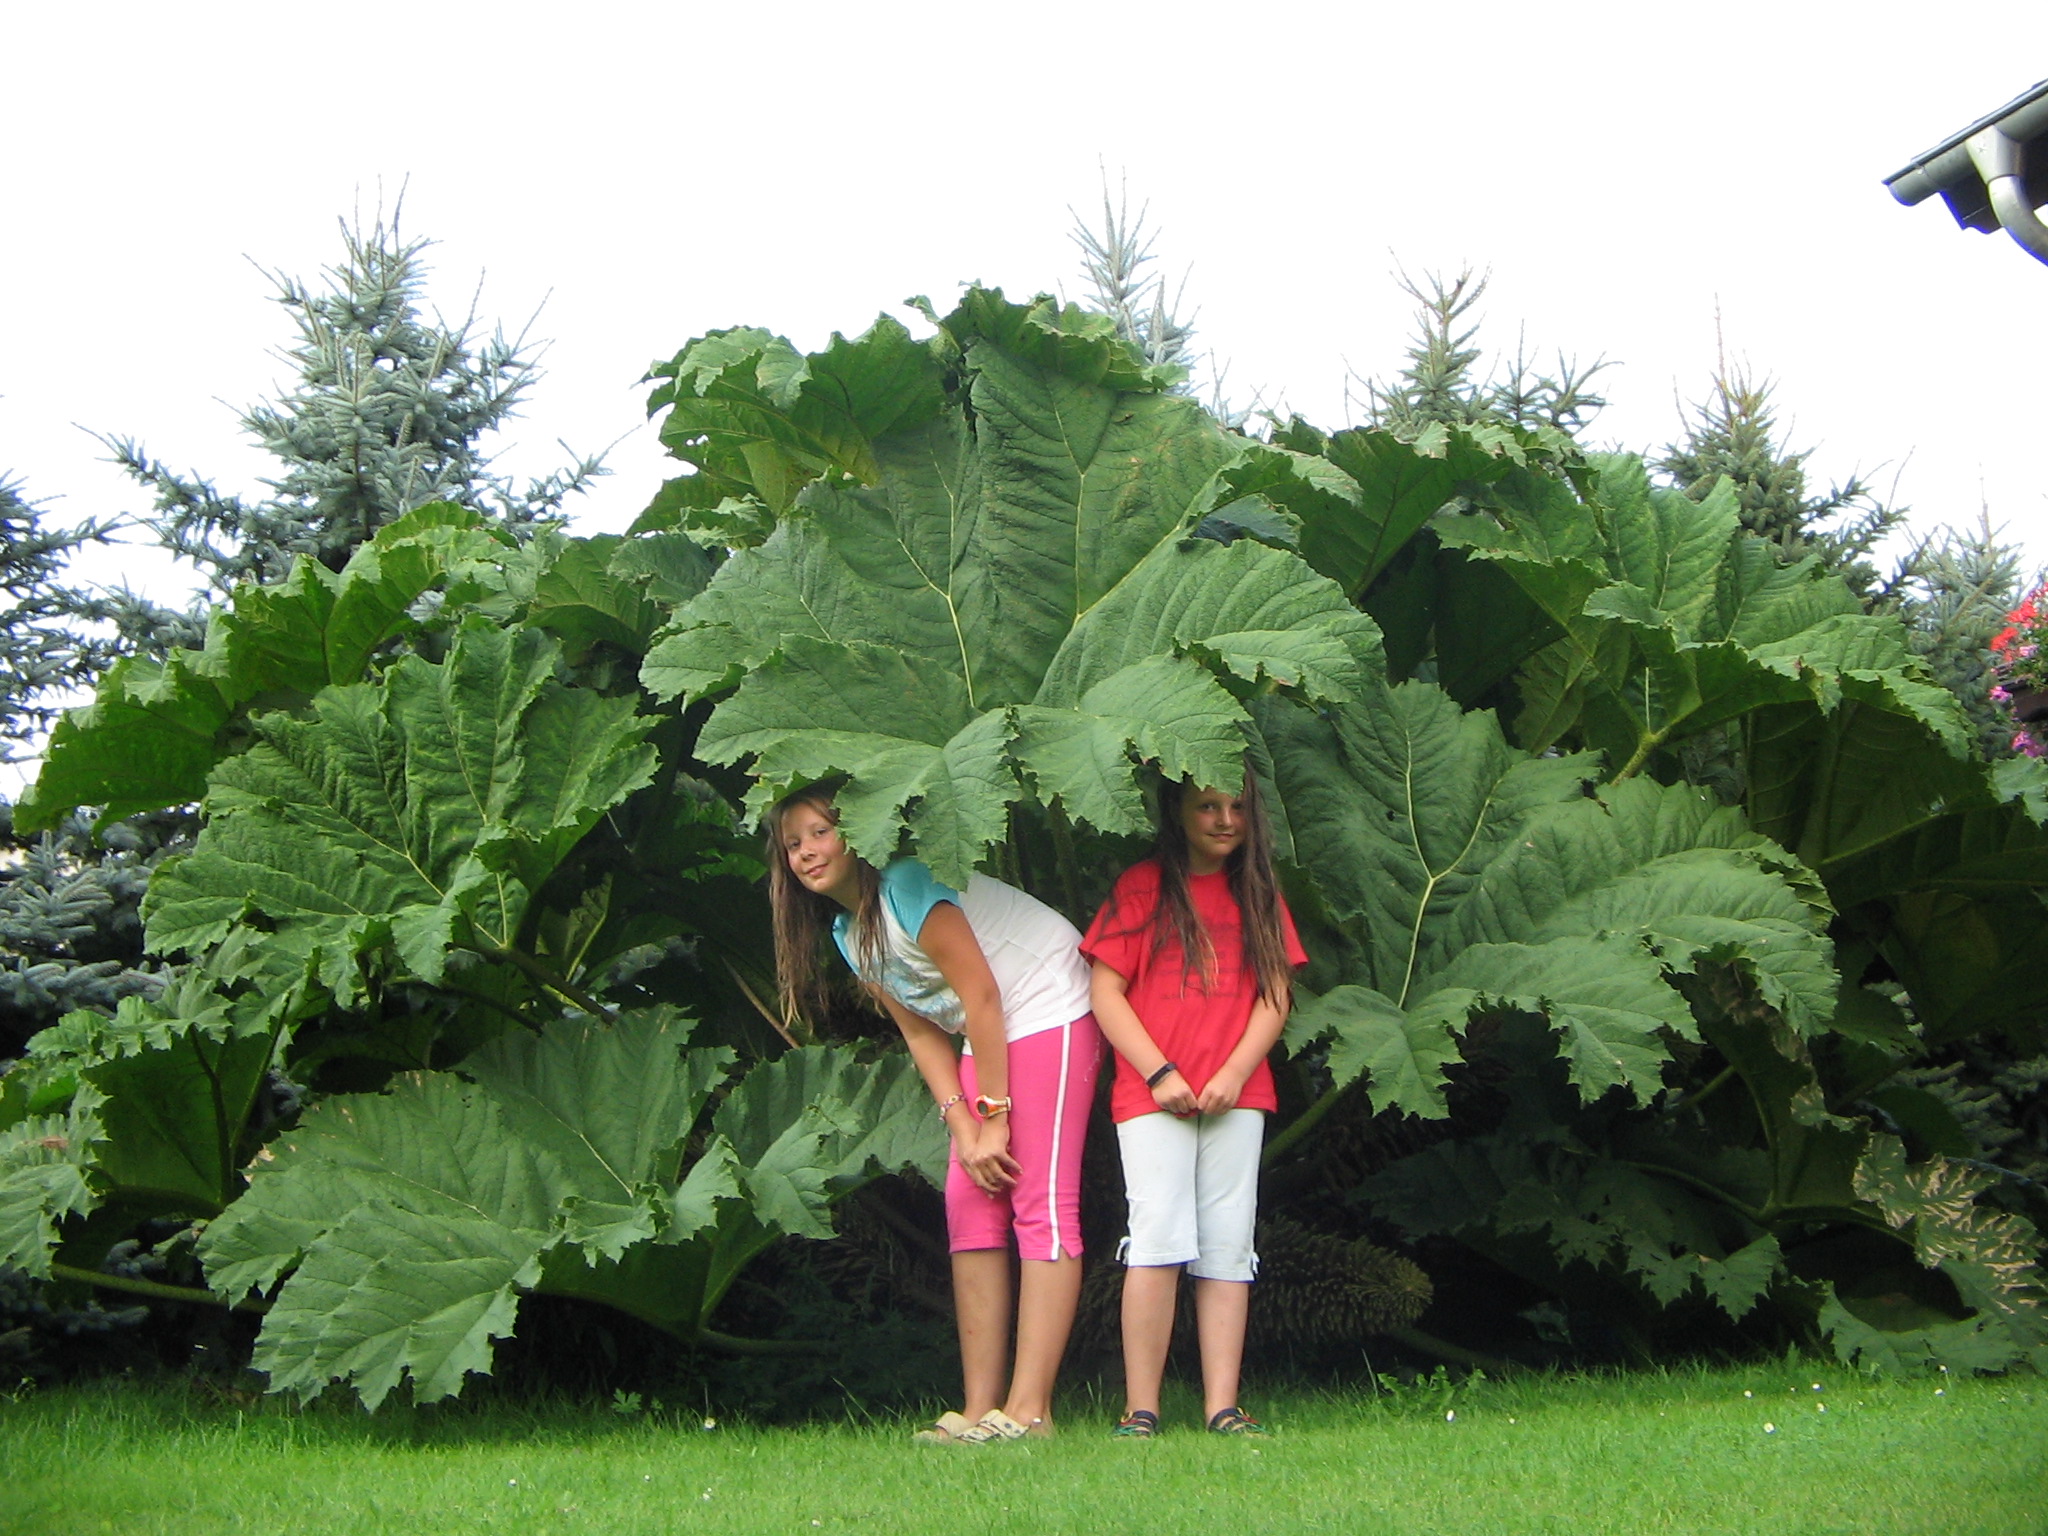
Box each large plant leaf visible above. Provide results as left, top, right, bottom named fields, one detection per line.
left=460, top=1014, right=735, bottom=1261
left=711, top=1045, right=946, bottom=1194
left=523, top=533, right=689, bottom=657
left=1433, top=454, right=1974, bottom=774
left=202, top=1010, right=728, bottom=1405
left=1225, top=417, right=1557, bottom=600
left=197, top=1014, right=938, bottom=1408
left=0, top=979, right=302, bottom=1275
left=18, top=504, right=506, bottom=831
left=1263, top=682, right=1834, bottom=1118
left=254, top=1204, right=548, bottom=1410
left=682, top=1044, right=945, bottom=1318
left=639, top=289, right=1379, bottom=884
left=1846, top=1138, right=2048, bottom=1370
left=1747, top=699, right=2048, bottom=1049
left=77, top=1002, right=284, bottom=1216
left=645, top=313, right=949, bottom=515
left=141, top=617, right=657, bottom=999
left=0, top=1087, right=104, bottom=1279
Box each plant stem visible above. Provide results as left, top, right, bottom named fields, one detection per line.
left=1611, top=725, right=1670, bottom=783
left=724, top=957, right=800, bottom=1048
left=694, top=1327, right=827, bottom=1356
left=440, top=983, right=548, bottom=1034
left=1666, top=1064, right=1736, bottom=1114
left=480, top=944, right=618, bottom=1024
left=49, top=1262, right=270, bottom=1315
left=1262, top=1080, right=1348, bottom=1168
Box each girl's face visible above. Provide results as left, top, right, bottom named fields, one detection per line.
left=781, top=799, right=861, bottom=907
left=1179, top=784, right=1245, bottom=876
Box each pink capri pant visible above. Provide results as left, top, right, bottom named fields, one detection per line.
left=950, top=1013, right=1101, bottom=1261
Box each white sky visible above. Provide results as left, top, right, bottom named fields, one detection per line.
left=5, top=1, right=2047, bottom=618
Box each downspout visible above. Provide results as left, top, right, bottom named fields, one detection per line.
left=1967, top=128, right=2048, bottom=267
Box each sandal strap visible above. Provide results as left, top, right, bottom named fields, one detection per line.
left=1112, top=1409, right=1159, bottom=1438
left=1207, top=1406, right=1266, bottom=1435
left=953, top=1408, right=1033, bottom=1444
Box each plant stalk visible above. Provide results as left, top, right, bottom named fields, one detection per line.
left=49, top=1262, right=270, bottom=1315
left=1611, top=725, right=1671, bottom=783
left=1262, top=1079, right=1348, bottom=1168
left=694, top=1327, right=828, bottom=1357
left=1665, top=1064, right=1736, bottom=1115
left=724, top=957, right=801, bottom=1048
left=480, top=944, right=619, bottom=1024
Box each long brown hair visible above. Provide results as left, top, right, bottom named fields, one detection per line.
left=1150, top=766, right=1294, bottom=1007
left=764, top=790, right=885, bottom=1029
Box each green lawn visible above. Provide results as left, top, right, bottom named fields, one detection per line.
left=2, top=1364, right=2042, bottom=1536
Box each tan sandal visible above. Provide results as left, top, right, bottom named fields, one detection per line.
left=910, top=1410, right=976, bottom=1445
left=950, top=1409, right=1039, bottom=1445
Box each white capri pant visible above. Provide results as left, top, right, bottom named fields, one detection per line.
left=1115, top=1108, right=1264, bottom=1282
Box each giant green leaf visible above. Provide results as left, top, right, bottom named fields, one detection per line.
left=460, top=1014, right=735, bottom=1261
left=196, top=1013, right=940, bottom=1408
left=79, top=997, right=285, bottom=1216
left=141, top=616, right=657, bottom=999
left=0, top=1088, right=103, bottom=1279
left=686, top=1045, right=945, bottom=1314
left=523, top=533, right=675, bottom=656
left=640, top=289, right=1379, bottom=883
left=0, top=980, right=301, bottom=1275
left=1262, top=680, right=1835, bottom=1118
left=1434, top=454, right=1974, bottom=775
left=1817, top=765, right=2048, bottom=1048
left=645, top=313, right=949, bottom=515
left=203, top=1011, right=726, bottom=1404
left=1224, top=417, right=1552, bottom=600
left=18, top=504, right=507, bottom=831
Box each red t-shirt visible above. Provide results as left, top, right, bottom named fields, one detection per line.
left=1080, top=860, right=1308, bottom=1123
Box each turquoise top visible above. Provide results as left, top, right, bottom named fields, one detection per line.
left=832, top=859, right=967, bottom=1031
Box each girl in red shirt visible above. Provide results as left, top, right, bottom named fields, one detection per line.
left=1081, top=769, right=1306, bottom=1437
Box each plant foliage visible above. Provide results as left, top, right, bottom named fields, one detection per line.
left=9, top=274, right=2043, bottom=1400
left=198, top=1011, right=938, bottom=1408
left=640, top=290, right=1379, bottom=884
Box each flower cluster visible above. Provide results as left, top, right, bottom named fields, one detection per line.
left=1989, top=581, right=2048, bottom=757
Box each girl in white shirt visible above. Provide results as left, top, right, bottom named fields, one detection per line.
left=767, top=790, right=1101, bottom=1444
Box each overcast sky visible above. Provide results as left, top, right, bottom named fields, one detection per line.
left=6, top=2, right=2047, bottom=617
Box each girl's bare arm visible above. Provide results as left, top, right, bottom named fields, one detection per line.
left=912, top=902, right=1019, bottom=1188
left=914, top=903, right=1007, bottom=1098
left=1091, top=960, right=1196, bottom=1117
left=874, top=989, right=1014, bottom=1194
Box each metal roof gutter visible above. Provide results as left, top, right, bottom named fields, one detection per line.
left=1885, top=79, right=2048, bottom=266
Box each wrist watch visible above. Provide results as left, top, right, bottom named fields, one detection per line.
left=973, top=1094, right=1012, bottom=1120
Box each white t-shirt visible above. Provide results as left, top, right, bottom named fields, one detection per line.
left=832, top=860, right=1090, bottom=1045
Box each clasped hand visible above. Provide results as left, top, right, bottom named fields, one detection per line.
left=956, top=1116, right=1021, bottom=1194
left=1151, top=1067, right=1245, bottom=1118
